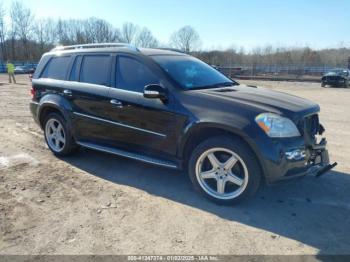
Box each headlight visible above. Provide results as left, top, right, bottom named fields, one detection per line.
left=255, top=113, right=301, bottom=138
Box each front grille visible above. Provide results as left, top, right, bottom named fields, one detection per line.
left=326, top=76, right=340, bottom=82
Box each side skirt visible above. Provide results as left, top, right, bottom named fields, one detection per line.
left=76, top=141, right=180, bottom=170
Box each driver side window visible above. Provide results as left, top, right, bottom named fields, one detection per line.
left=116, top=56, right=159, bottom=93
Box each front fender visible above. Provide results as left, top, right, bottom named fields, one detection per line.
left=176, top=120, right=269, bottom=178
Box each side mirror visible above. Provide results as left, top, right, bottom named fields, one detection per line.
left=143, top=84, right=167, bottom=101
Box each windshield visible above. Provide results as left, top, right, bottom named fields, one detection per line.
left=329, top=69, right=349, bottom=76
left=152, top=55, right=238, bottom=90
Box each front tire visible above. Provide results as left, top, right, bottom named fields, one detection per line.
left=188, top=136, right=261, bottom=205
left=44, top=113, right=78, bottom=156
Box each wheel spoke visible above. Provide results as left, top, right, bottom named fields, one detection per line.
left=227, top=171, right=244, bottom=186
left=57, top=130, right=65, bottom=143
left=57, top=136, right=65, bottom=144
left=223, top=155, right=238, bottom=170
left=207, top=153, right=221, bottom=169
left=51, top=122, right=58, bottom=131
left=217, top=178, right=226, bottom=194
left=54, top=138, right=60, bottom=148
left=57, top=123, right=63, bottom=133
left=200, top=170, right=216, bottom=179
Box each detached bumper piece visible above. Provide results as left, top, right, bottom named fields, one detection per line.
left=306, top=138, right=337, bottom=178
left=315, top=162, right=338, bottom=178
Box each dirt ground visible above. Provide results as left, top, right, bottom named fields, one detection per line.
left=0, top=74, right=349, bottom=255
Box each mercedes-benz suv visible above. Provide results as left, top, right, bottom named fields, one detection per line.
left=30, top=43, right=336, bottom=205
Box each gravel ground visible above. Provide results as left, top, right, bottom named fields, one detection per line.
left=0, top=75, right=349, bottom=255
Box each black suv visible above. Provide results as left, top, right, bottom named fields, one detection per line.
left=30, top=43, right=336, bottom=204
left=321, top=69, right=350, bottom=88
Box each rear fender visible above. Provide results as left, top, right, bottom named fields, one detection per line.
left=37, top=94, right=73, bottom=129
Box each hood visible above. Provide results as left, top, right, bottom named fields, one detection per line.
left=191, top=85, right=320, bottom=118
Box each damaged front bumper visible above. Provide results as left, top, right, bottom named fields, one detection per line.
left=304, top=138, right=337, bottom=178
left=258, top=117, right=337, bottom=184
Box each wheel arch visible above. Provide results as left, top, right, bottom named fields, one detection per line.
left=179, top=123, right=267, bottom=178
left=37, top=94, right=72, bottom=129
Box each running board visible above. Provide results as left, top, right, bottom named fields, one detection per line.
left=77, top=141, right=179, bottom=169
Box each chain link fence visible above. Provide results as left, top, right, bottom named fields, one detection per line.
left=217, top=64, right=350, bottom=82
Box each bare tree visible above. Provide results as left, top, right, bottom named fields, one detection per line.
left=84, top=17, right=121, bottom=43
left=170, top=26, right=200, bottom=53
left=120, top=22, right=138, bottom=44
left=10, top=1, right=34, bottom=60
left=135, top=27, right=158, bottom=48
left=34, top=18, right=56, bottom=54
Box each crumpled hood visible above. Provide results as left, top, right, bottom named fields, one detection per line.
left=192, top=85, right=320, bottom=117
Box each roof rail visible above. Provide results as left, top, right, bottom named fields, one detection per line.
left=156, top=47, right=186, bottom=54
left=51, top=43, right=139, bottom=52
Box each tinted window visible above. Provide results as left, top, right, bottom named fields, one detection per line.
left=80, top=55, right=111, bottom=85
left=41, top=56, right=71, bottom=80
left=69, top=56, right=82, bottom=81
left=152, top=55, right=234, bottom=90
left=117, top=57, right=159, bottom=92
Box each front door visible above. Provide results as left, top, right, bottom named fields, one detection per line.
left=105, top=55, right=186, bottom=158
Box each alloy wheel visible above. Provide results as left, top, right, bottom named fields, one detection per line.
left=45, top=118, right=66, bottom=152
left=195, top=148, right=249, bottom=200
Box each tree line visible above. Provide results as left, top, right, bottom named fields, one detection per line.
left=0, top=0, right=349, bottom=68
left=0, top=1, right=201, bottom=62
left=196, top=46, right=350, bottom=68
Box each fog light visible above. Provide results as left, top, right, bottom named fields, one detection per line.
left=285, top=149, right=306, bottom=161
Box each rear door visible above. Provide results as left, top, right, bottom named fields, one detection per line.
left=68, top=54, right=114, bottom=144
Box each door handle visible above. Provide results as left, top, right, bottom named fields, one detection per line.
left=63, top=89, right=72, bottom=96
left=110, top=99, right=123, bottom=108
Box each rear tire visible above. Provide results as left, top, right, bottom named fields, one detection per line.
left=188, top=136, right=262, bottom=205
left=43, top=113, right=78, bottom=156
left=321, top=82, right=326, bottom=87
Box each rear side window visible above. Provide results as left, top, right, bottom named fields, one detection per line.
left=80, top=55, right=111, bottom=86
left=117, top=56, right=159, bottom=92
left=41, top=56, right=71, bottom=80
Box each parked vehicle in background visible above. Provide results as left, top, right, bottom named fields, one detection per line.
left=14, top=65, right=35, bottom=74
left=29, top=43, right=336, bottom=205
left=321, top=69, right=350, bottom=88
left=28, top=67, right=36, bottom=82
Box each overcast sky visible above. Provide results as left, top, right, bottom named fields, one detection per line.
left=2, top=0, right=350, bottom=50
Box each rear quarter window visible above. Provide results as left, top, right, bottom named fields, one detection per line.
left=41, top=56, right=71, bottom=80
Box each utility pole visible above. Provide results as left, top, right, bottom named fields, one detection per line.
left=348, top=57, right=350, bottom=70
